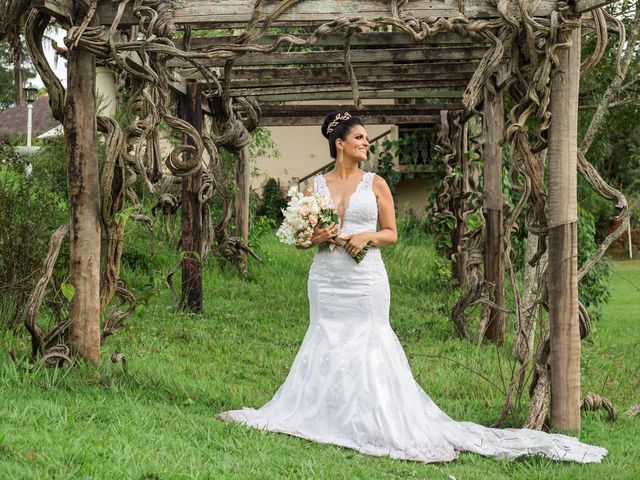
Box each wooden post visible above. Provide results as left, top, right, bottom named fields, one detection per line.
left=180, top=82, right=203, bottom=312
left=235, top=145, right=250, bottom=273
left=65, top=3, right=101, bottom=364
left=482, top=77, right=505, bottom=343
left=548, top=23, right=581, bottom=431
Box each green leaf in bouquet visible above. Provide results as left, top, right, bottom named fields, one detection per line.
left=353, top=242, right=371, bottom=264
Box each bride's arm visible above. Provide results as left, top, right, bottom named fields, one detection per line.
left=369, top=174, right=397, bottom=247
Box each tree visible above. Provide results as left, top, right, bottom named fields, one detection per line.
left=0, top=36, right=35, bottom=109
left=579, top=3, right=640, bottom=197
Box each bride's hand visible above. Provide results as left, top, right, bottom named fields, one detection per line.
left=339, top=232, right=372, bottom=256
left=311, top=222, right=338, bottom=245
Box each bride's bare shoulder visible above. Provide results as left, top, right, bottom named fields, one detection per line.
left=372, top=173, right=391, bottom=191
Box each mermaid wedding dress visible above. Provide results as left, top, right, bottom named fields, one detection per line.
left=218, top=172, right=607, bottom=463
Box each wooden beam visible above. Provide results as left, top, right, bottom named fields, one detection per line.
left=256, top=103, right=459, bottom=126
left=226, top=79, right=471, bottom=97
left=260, top=114, right=441, bottom=127
left=93, top=0, right=571, bottom=26
left=180, top=62, right=480, bottom=82
left=182, top=31, right=480, bottom=50
left=257, top=102, right=457, bottom=126
left=237, top=62, right=479, bottom=79
left=41, top=0, right=618, bottom=28
left=572, top=0, right=617, bottom=13
left=238, top=103, right=464, bottom=126
left=168, top=46, right=490, bottom=69
left=226, top=68, right=473, bottom=88
left=255, top=103, right=456, bottom=126
left=95, top=0, right=464, bottom=26
left=33, top=0, right=72, bottom=24
left=259, top=104, right=465, bottom=116
left=255, top=90, right=464, bottom=102
left=221, top=73, right=471, bottom=90
left=218, top=68, right=472, bottom=89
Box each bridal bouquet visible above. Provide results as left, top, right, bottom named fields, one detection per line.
left=277, top=187, right=369, bottom=263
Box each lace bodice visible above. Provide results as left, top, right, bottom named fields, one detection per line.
left=310, top=171, right=382, bottom=271
left=313, top=172, right=378, bottom=237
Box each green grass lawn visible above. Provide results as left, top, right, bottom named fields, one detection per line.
left=1, top=234, right=639, bottom=479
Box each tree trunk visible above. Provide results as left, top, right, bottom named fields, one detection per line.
left=580, top=4, right=640, bottom=155
left=234, top=144, right=250, bottom=275
left=180, top=82, right=203, bottom=312
left=482, top=78, right=505, bottom=343
left=9, top=29, right=24, bottom=107
left=547, top=23, right=581, bottom=432
left=64, top=26, right=101, bottom=364
left=514, top=231, right=548, bottom=362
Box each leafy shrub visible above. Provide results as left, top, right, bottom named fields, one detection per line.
left=0, top=144, right=68, bottom=330
left=369, top=139, right=401, bottom=195
left=257, top=178, right=287, bottom=224
left=577, top=205, right=611, bottom=322
left=29, top=137, right=68, bottom=200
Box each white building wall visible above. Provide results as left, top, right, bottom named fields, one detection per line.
left=251, top=122, right=391, bottom=194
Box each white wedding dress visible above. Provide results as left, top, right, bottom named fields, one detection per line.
left=218, top=172, right=607, bottom=463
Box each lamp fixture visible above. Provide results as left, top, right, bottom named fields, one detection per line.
left=23, top=86, right=38, bottom=103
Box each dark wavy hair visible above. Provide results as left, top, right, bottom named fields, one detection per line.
left=321, top=112, right=365, bottom=159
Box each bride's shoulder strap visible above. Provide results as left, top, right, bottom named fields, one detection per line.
left=363, top=171, right=375, bottom=189
left=313, top=174, right=327, bottom=194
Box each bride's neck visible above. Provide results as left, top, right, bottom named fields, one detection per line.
left=332, top=157, right=360, bottom=179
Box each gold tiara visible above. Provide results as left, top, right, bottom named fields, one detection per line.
left=326, top=112, right=352, bottom=135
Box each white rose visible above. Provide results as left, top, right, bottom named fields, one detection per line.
left=318, top=195, right=332, bottom=210
left=309, top=201, right=320, bottom=215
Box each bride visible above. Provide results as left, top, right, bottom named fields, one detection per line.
left=218, top=112, right=607, bottom=464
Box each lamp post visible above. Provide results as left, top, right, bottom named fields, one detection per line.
left=24, top=86, right=38, bottom=148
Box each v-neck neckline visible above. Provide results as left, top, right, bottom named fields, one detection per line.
left=322, top=172, right=368, bottom=226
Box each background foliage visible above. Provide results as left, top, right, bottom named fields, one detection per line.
left=0, top=139, right=68, bottom=330
left=0, top=38, right=36, bottom=109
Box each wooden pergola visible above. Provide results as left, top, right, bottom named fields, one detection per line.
left=27, top=0, right=619, bottom=431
